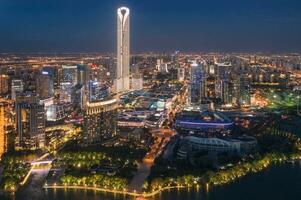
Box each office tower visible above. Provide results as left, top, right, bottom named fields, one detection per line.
left=216, top=79, right=230, bottom=104
left=59, top=65, right=78, bottom=103
left=0, top=100, right=13, bottom=157
left=0, top=75, right=9, bottom=95
left=231, top=77, right=240, bottom=105
left=84, top=99, right=118, bottom=144
left=42, top=67, right=55, bottom=96
left=215, top=63, right=231, bottom=104
left=188, top=61, right=206, bottom=105
left=116, top=7, right=130, bottom=93
left=15, top=96, right=45, bottom=148
left=106, top=56, right=116, bottom=81
left=239, top=76, right=251, bottom=105
left=232, top=76, right=251, bottom=106
left=36, top=71, right=54, bottom=99
left=88, top=81, right=109, bottom=102
left=11, top=79, right=24, bottom=100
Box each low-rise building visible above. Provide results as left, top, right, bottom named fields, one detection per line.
left=177, top=135, right=257, bottom=159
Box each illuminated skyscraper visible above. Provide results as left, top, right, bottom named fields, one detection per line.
left=84, top=99, right=118, bottom=144
left=36, top=70, right=54, bottom=99
left=215, top=63, right=231, bottom=104
left=0, top=75, right=9, bottom=95
left=15, top=96, right=45, bottom=148
left=116, top=7, right=130, bottom=92
left=60, top=65, right=78, bottom=103
left=0, top=100, right=12, bottom=157
left=188, top=61, right=207, bottom=105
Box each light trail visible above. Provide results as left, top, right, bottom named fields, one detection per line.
left=43, top=184, right=196, bottom=198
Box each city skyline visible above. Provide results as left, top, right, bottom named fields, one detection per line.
left=0, top=1, right=301, bottom=200
left=116, top=7, right=130, bottom=92
left=0, top=0, right=301, bottom=53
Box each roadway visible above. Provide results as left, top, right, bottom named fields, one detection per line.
left=129, top=128, right=174, bottom=192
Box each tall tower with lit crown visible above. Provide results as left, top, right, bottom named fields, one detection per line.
left=116, top=7, right=130, bottom=93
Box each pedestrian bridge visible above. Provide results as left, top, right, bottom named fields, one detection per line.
left=31, top=159, right=54, bottom=165
left=30, top=153, right=55, bottom=166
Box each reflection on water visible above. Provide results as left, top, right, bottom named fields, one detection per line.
left=0, top=163, right=300, bottom=200
left=158, top=162, right=301, bottom=200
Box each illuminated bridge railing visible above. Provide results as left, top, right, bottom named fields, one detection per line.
left=31, top=160, right=53, bottom=165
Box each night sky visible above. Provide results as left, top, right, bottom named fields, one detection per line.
left=0, top=0, right=301, bottom=53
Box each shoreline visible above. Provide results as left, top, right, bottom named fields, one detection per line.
left=42, top=156, right=301, bottom=198
left=43, top=184, right=194, bottom=198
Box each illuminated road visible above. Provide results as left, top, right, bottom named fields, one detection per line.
left=128, top=162, right=152, bottom=192
left=129, top=129, right=174, bottom=192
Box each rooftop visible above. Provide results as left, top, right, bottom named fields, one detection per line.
left=176, top=110, right=233, bottom=124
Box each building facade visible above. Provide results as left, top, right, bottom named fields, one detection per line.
left=0, top=100, right=14, bottom=157
left=84, top=99, right=118, bottom=144
left=177, top=135, right=257, bottom=159
left=116, top=7, right=130, bottom=93
left=215, top=63, right=231, bottom=104
left=0, top=75, right=9, bottom=96
left=11, top=79, right=23, bottom=100
left=15, top=96, right=45, bottom=148
left=88, top=81, right=109, bottom=102
left=36, top=72, right=54, bottom=99
left=188, top=61, right=206, bottom=105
